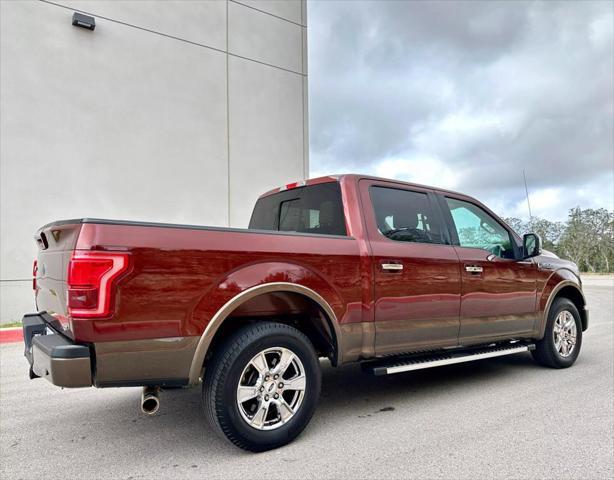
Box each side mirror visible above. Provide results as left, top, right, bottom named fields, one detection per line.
left=522, top=233, right=542, bottom=259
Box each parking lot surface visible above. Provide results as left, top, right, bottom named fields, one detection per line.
left=1, top=278, right=613, bottom=479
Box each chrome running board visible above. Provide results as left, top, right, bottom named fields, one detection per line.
left=362, top=343, right=535, bottom=376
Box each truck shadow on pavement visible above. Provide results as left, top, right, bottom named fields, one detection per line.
left=317, top=352, right=541, bottom=417
left=92, top=352, right=543, bottom=457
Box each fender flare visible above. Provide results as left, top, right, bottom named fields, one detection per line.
left=538, top=280, right=587, bottom=338
left=187, top=282, right=341, bottom=385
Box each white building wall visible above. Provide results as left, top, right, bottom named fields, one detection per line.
left=0, top=0, right=308, bottom=323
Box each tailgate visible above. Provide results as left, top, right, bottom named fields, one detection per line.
left=34, top=221, right=83, bottom=338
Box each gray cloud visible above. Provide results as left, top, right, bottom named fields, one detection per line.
left=308, top=0, right=614, bottom=219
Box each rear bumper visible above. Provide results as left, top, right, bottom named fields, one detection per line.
left=23, top=313, right=92, bottom=388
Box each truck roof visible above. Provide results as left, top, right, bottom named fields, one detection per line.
left=259, top=173, right=469, bottom=199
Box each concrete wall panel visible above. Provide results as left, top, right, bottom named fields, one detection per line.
left=0, top=283, right=37, bottom=325
left=302, top=76, right=310, bottom=179
left=228, top=56, right=304, bottom=227
left=235, top=0, right=303, bottom=25
left=55, top=0, right=227, bottom=50
left=229, top=0, right=302, bottom=73
left=302, top=24, right=308, bottom=75
left=1, top=0, right=228, bottom=282
left=0, top=0, right=308, bottom=322
left=301, top=0, right=307, bottom=26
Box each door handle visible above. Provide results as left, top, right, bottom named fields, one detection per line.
left=465, top=265, right=483, bottom=273
left=381, top=262, right=403, bottom=272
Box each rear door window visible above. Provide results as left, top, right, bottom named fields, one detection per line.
left=369, top=186, right=444, bottom=244
left=249, top=182, right=347, bottom=236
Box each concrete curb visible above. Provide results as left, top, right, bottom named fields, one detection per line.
left=0, top=327, right=23, bottom=344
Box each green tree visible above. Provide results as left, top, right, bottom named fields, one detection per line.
left=504, top=208, right=613, bottom=273
left=560, top=208, right=613, bottom=272
left=503, top=217, right=527, bottom=236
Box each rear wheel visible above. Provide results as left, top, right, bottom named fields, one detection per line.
left=532, top=297, right=582, bottom=368
left=203, top=322, right=321, bottom=452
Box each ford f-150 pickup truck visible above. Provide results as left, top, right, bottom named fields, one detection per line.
left=23, top=174, right=587, bottom=451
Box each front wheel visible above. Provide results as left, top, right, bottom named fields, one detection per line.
left=532, top=298, right=582, bottom=368
left=203, top=322, right=321, bottom=452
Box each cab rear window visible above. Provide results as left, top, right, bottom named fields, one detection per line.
left=249, top=183, right=347, bottom=236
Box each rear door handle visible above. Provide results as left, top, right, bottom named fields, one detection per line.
left=381, top=262, right=403, bottom=272
left=465, top=265, right=483, bottom=273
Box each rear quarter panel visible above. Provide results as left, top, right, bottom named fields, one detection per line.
left=73, top=223, right=364, bottom=343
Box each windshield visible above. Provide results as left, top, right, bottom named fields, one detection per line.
left=249, top=182, right=347, bottom=236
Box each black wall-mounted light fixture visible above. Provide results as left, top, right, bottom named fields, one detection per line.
left=72, top=12, right=95, bottom=31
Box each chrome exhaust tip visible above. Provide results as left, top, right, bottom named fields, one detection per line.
left=141, top=386, right=160, bottom=415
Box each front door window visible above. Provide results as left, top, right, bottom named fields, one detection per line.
left=446, top=197, right=515, bottom=259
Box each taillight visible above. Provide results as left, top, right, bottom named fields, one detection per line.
left=67, top=252, right=130, bottom=318
left=32, top=260, right=38, bottom=290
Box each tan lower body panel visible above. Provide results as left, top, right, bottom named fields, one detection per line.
left=32, top=344, right=92, bottom=388
left=459, top=313, right=537, bottom=340
left=339, top=321, right=375, bottom=363
left=374, top=316, right=460, bottom=356
left=94, top=337, right=199, bottom=386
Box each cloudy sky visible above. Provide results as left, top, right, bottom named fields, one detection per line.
left=307, top=0, right=613, bottom=221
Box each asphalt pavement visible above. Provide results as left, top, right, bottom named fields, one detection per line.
left=1, top=277, right=612, bottom=479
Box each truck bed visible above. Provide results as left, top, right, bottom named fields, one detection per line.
left=35, top=217, right=362, bottom=343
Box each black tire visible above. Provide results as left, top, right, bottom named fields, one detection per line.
left=202, top=322, right=321, bottom=452
left=532, top=297, right=582, bottom=368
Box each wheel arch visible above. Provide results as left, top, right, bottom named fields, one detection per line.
left=187, top=282, right=341, bottom=385
left=539, top=280, right=588, bottom=338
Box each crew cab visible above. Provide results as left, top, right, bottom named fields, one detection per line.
left=23, top=174, right=588, bottom=451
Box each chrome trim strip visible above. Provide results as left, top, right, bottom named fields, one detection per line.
left=384, top=345, right=529, bottom=374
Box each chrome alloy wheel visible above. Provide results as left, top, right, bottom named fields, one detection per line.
left=553, top=310, right=577, bottom=358
left=236, top=347, right=306, bottom=431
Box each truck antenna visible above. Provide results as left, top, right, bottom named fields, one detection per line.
left=523, top=169, right=533, bottom=226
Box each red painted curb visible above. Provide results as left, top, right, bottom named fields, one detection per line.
left=0, top=328, right=23, bottom=344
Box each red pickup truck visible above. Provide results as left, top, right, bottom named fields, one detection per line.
left=24, top=174, right=587, bottom=451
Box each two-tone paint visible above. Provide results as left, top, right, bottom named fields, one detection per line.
left=33, top=174, right=587, bottom=388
